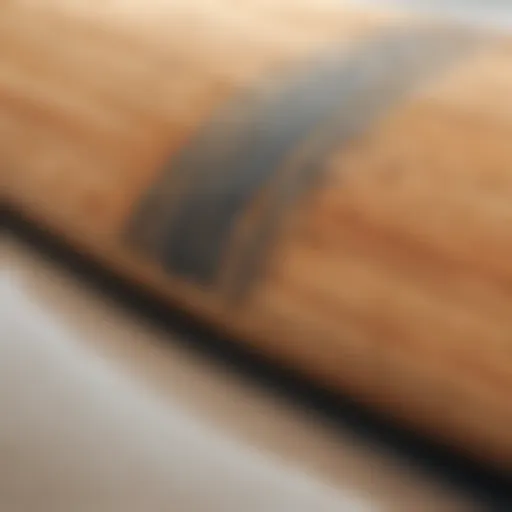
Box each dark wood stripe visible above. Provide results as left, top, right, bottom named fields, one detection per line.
left=128, top=24, right=484, bottom=294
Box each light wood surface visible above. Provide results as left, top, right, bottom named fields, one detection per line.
left=3, top=0, right=512, bottom=468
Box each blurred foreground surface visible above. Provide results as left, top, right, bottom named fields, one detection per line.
left=1, top=231, right=486, bottom=512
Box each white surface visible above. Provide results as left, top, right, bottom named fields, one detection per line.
left=1, top=236, right=475, bottom=511
left=350, top=0, right=512, bottom=31
left=1, top=242, right=368, bottom=512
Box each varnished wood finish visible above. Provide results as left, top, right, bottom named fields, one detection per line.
left=3, top=0, right=512, bottom=467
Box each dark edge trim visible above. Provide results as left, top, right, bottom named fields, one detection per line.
left=5, top=202, right=511, bottom=511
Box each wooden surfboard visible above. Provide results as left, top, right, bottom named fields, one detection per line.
left=3, top=0, right=512, bottom=468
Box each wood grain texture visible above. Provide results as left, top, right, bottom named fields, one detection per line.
left=3, top=0, right=512, bottom=468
